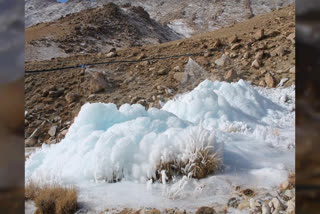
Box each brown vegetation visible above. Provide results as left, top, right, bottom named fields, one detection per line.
left=25, top=182, right=77, bottom=214
left=156, top=127, right=223, bottom=182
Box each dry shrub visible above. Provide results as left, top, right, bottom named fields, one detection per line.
left=25, top=181, right=40, bottom=200
left=25, top=182, right=77, bottom=214
left=156, top=126, right=223, bottom=182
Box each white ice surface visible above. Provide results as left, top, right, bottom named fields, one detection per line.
left=25, top=78, right=295, bottom=212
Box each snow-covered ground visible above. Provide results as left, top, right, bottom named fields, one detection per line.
left=25, top=63, right=295, bottom=213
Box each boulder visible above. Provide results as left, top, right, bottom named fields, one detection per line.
left=25, top=137, right=37, bottom=147
left=157, top=68, right=169, bottom=75
left=271, top=46, right=286, bottom=57
left=215, top=54, right=231, bottom=67
left=251, top=59, right=261, bottom=69
left=48, top=90, right=63, bottom=98
left=65, top=92, right=79, bottom=104
left=254, top=29, right=264, bottom=40
left=231, top=43, right=241, bottom=50
left=243, top=52, right=250, bottom=59
left=265, top=72, right=276, bottom=88
left=48, top=126, right=57, bottom=137
left=224, top=69, right=238, bottom=82
left=289, top=66, right=295, bottom=73
left=173, top=66, right=182, bottom=72
left=287, top=33, right=295, bottom=44
left=106, top=52, right=116, bottom=58
left=89, top=72, right=108, bottom=93
left=229, top=34, right=238, bottom=44
left=195, top=207, right=216, bottom=214
left=212, top=39, right=221, bottom=48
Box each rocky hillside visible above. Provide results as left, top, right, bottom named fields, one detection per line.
left=25, top=0, right=294, bottom=37
left=25, top=3, right=181, bottom=61
left=25, top=4, right=295, bottom=147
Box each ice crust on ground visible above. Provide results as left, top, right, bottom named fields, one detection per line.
left=25, top=78, right=295, bottom=211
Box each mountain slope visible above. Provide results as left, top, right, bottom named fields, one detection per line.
left=25, top=0, right=294, bottom=37
left=25, top=4, right=295, bottom=144
left=25, top=3, right=181, bottom=61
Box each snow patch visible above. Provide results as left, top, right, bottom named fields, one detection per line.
left=25, top=78, right=294, bottom=211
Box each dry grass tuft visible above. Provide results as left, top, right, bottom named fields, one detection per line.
left=25, top=181, right=40, bottom=200
left=156, top=126, right=223, bottom=182
left=25, top=182, right=77, bottom=214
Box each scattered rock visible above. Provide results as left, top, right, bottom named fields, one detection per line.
left=228, top=197, right=240, bottom=208
left=251, top=59, right=261, bottom=69
left=243, top=52, right=250, bottom=59
left=137, top=99, right=147, bottom=106
left=231, top=43, right=241, bottom=50
left=271, top=46, right=287, bottom=57
left=238, top=199, right=250, bottom=210
left=200, top=44, right=208, bottom=49
left=89, top=72, right=108, bottom=93
left=157, top=68, right=169, bottom=75
left=130, top=96, right=140, bottom=104
left=177, top=41, right=185, bottom=46
left=195, top=206, right=216, bottom=214
left=57, top=129, right=68, bottom=140
left=173, top=66, right=182, bottom=72
left=276, top=69, right=285, bottom=74
left=271, top=198, right=285, bottom=211
left=284, top=189, right=294, bottom=199
left=254, top=29, right=264, bottom=40
left=224, top=69, right=238, bottom=82
left=249, top=198, right=261, bottom=211
left=174, top=72, right=186, bottom=83
left=25, top=137, right=37, bottom=147
left=88, top=94, right=97, bottom=99
left=215, top=54, right=231, bottom=66
left=230, top=52, right=238, bottom=58
left=138, top=53, right=147, bottom=60
left=204, top=52, right=212, bottom=57
left=145, top=209, right=161, bottom=214
left=255, top=51, right=264, bottom=60
left=287, top=33, right=295, bottom=44
left=242, top=188, right=254, bottom=197
left=242, top=60, right=249, bottom=66
left=265, top=72, right=276, bottom=88
left=286, top=197, right=295, bottom=213
left=262, top=203, right=271, bottom=214
left=268, top=30, right=281, bottom=37
left=289, top=66, right=295, bottom=73
left=48, top=139, right=57, bottom=145
left=48, top=126, right=57, bottom=137
left=280, top=180, right=289, bottom=190
left=278, top=78, right=289, bottom=87
left=212, top=39, right=221, bottom=48
left=48, top=90, right=63, bottom=98
left=106, top=52, right=116, bottom=58
left=65, top=92, right=79, bottom=104
left=229, top=34, right=238, bottom=44
left=259, top=79, right=266, bottom=87
left=260, top=69, right=267, bottom=75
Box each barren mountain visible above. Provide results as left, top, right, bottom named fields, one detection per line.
left=25, top=4, right=295, bottom=146
left=25, top=3, right=181, bottom=61
left=25, top=0, right=294, bottom=37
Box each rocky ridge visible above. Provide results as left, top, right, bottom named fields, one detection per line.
left=25, top=0, right=294, bottom=37
left=25, top=3, right=181, bottom=61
